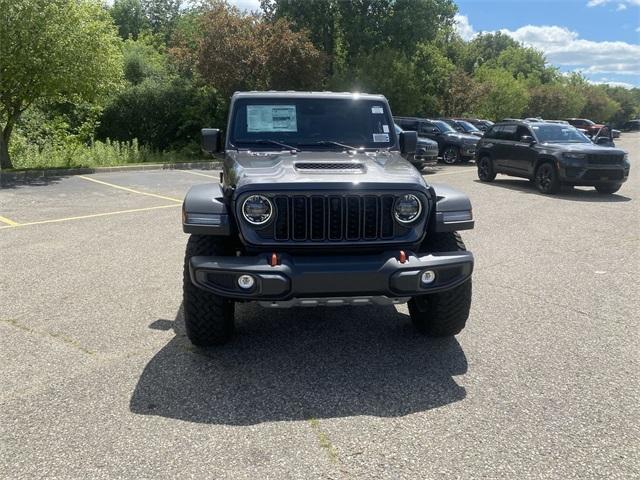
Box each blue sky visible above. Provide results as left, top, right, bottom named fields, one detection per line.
left=230, top=0, right=640, bottom=87
left=454, top=0, right=640, bottom=87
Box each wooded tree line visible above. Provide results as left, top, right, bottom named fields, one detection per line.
left=1, top=0, right=638, bottom=169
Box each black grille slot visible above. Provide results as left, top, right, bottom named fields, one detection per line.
left=346, top=197, right=361, bottom=240
left=292, top=196, right=307, bottom=240
left=310, top=196, right=325, bottom=240
left=380, top=196, right=395, bottom=238
left=587, top=154, right=623, bottom=165
left=257, top=193, right=420, bottom=242
left=329, top=196, right=343, bottom=240
left=295, top=162, right=364, bottom=171
left=363, top=196, right=378, bottom=239
left=274, top=197, right=289, bottom=240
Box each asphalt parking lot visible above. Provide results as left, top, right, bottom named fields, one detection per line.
left=1, top=133, right=638, bottom=479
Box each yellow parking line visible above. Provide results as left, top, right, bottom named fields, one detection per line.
left=78, top=175, right=182, bottom=203
left=0, top=215, right=20, bottom=226
left=179, top=170, right=220, bottom=179
left=0, top=204, right=180, bottom=230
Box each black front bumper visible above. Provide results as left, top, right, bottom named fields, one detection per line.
left=190, top=250, right=474, bottom=301
left=561, top=165, right=629, bottom=185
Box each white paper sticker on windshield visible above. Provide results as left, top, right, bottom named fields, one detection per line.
left=247, top=105, right=297, bottom=132
left=382, top=125, right=389, bottom=133
left=373, top=133, right=389, bottom=142
left=371, top=106, right=384, bottom=114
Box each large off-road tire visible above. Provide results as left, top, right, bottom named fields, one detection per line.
left=477, top=155, right=496, bottom=181
left=183, top=235, right=235, bottom=346
left=408, top=232, right=472, bottom=337
left=595, top=183, right=622, bottom=194
left=442, top=145, right=460, bottom=164
left=534, top=161, right=560, bottom=194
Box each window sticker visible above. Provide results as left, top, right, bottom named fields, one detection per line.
left=247, top=105, right=297, bottom=132
left=373, top=133, right=390, bottom=142
left=382, top=125, right=389, bottom=133
left=371, top=106, right=384, bottom=114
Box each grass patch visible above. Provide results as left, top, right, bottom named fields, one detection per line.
left=8, top=138, right=205, bottom=171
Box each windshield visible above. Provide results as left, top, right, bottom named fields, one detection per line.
left=229, top=97, right=396, bottom=150
left=532, top=124, right=591, bottom=144
left=432, top=120, right=456, bottom=133
left=457, top=120, right=480, bottom=132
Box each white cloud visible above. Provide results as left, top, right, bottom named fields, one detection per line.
left=587, top=0, right=640, bottom=7
left=617, top=3, right=628, bottom=10
left=454, top=14, right=476, bottom=41
left=588, top=79, right=636, bottom=88
left=497, top=25, right=640, bottom=77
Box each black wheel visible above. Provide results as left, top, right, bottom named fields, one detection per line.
left=477, top=155, right=496, bottom=181
left=442, top=145, right=460, bottom=164
left=183, top=235, right=235, bottom=346
left=408, top=232, right=472, bottom=337
left=534, top=162, right=560, bottom=194
left=595, top=183, right=621, bottom=194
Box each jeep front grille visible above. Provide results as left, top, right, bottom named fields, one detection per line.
left=266, top=194, right=404, bottom=242
left=587, top=154, right=624, bottom=165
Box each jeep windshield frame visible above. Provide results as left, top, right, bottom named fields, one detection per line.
left=228, top=97, right=397, bottom=151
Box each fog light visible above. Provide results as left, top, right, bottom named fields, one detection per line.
left=421, top=270, right=436, bottom=284
left=237, top=274, right=255, bottom=289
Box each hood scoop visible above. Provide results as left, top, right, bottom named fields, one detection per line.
left=294, top=162, right=365, bottom=172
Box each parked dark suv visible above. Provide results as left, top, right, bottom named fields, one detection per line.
left=476, top=120, right=630, bottom=194
left=394, top=124, right=438, bottom=171
left=182, top=92, right=475, bottom=346
left=439, top=118, right=484, bottom=137
left=395, top=116, right=479, bottom=164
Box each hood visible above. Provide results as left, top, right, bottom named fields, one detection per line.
left=538, top=142, right=626, bottom=155
left=417, top=137, right=438, bottom=147
left=226, top=150, right=427, bottom=194
left=443, top=132, right=479, bottom=143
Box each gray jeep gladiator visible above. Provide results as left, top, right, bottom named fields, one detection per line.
left=182, top=91, right=475, bottom=346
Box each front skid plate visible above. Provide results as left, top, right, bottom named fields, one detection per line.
left=258, top=296, right=410, bottom=308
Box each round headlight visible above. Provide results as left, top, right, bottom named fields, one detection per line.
left=394, top=194, right=422, bottom=224
left=242, top=195, right=273, bottom=225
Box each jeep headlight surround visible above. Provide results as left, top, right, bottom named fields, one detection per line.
left=242, top=194, right=273, bottom=226
left=394, top=194, right=422, bottom=224
left=562, top=152, right=587, bottom=161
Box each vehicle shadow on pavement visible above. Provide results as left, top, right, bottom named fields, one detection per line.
left=130, top=302, right=468, bottom=425
left=474, top=179, right=632, bottom=202
left=0, top=175, right=65, bottom=189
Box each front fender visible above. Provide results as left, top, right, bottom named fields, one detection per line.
left=182, top=183, right=232, bottom=235
left=430, top=183, right=474, bottom=232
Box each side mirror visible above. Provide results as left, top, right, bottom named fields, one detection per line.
left=399, top=130, right=418, bottom=155
left=595, top=136, right=614, bottom=147
left=520, top=135, right=535, bottom=145
left=201, top=128, right=222, bottom=154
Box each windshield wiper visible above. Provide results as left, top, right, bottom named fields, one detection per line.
left=247, top=139, right=299, bottom=151
left=298, top=141, right=363, bottom=150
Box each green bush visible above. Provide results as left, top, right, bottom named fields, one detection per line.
left=96, top=77, right=222, bottom=151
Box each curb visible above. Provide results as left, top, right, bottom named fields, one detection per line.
left=0, top=161, right=223, bottom=187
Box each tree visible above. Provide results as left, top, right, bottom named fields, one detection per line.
left=580, top=85, right=620, bottom=123
left=0, top=0, right=123, bottom=169
left=490, top=46, right=556, bottom=84
left=440, top=69, right=488, bottom=117
left=462, top=32, right=520, bottom=73
left=261, top=0, right=457, bottom=74
left=525, top=82, right=585, bottom=120
left=110, top=0, right=147, bottom=40
left=473, top=66, right=529, bottom=120
left=142, top=0, right=182, bottom=40
left=123, top=36, right=169, bottom=85
left=191, top=2, right=325, bottom=97
left=412, top=42, right=456, bottom=115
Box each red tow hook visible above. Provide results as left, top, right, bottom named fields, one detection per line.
left=398, top=250, right=407, bottom=264
left=270, top=252, right=279, bottom=267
